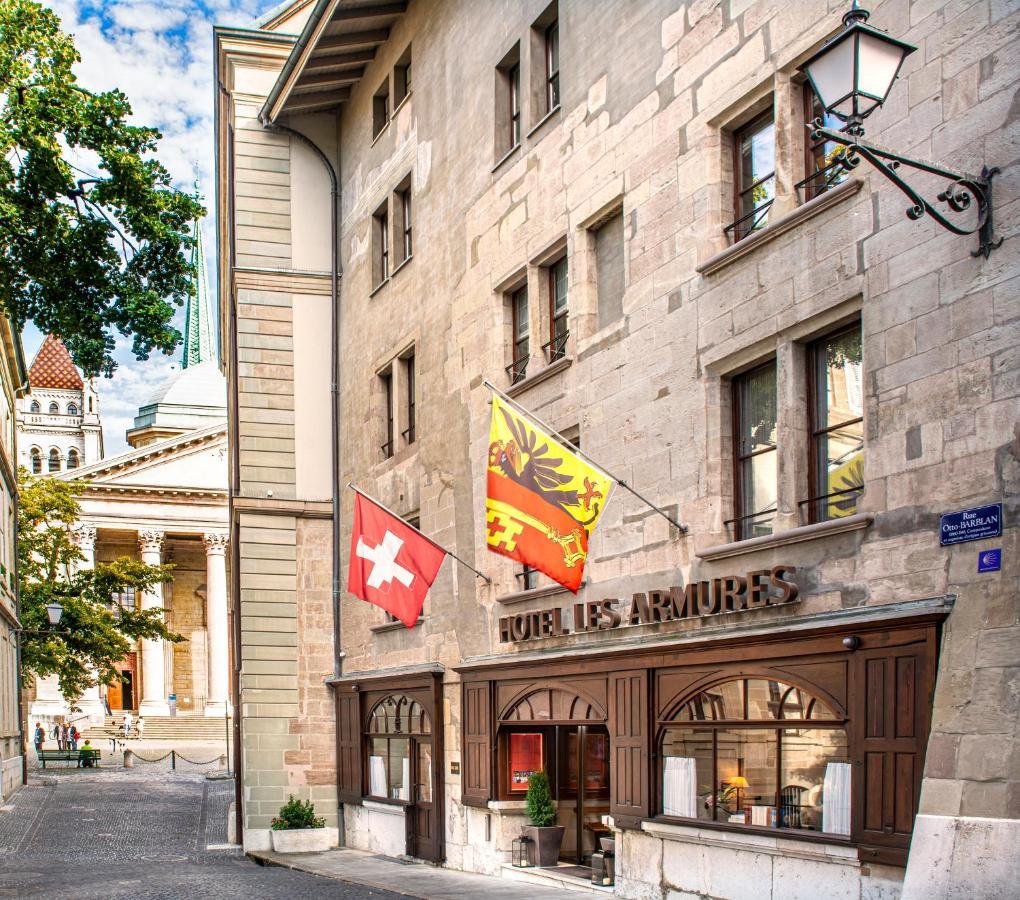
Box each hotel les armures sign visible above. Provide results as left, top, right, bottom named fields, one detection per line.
left=499, top=566, right=800, bottom=643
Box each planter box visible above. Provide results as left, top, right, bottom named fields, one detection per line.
left=523, top=825, right=565, bottom=867
left=270, top=827, right=332, bottom=853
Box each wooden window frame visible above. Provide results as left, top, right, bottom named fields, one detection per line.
left=545, top=19, right=560, bottom=113
left=509, top=285, right=529, bottom=385
left=400, top=187, right=412, bottom=262
left=801, top=88, right=849, bottom=202
left=374, top=205, right=390, bottom=286
left=806, top=322, right=864, bottom=525
left=730, top=359, right=778, bottom=541
left=402, top=350, right=416, bottom=446
left=546, top=256, right=568, bottom=362
left=509, top=61, right=521, bottom=150
left=394, top=45, right=412, bottom=107
left=380, top=368, right=394, bottom=459
left=373, top=79, right=390, bottom=139
left=730, top=108, right=776, bottom=243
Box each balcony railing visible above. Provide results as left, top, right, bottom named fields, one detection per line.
left=506, top=354, right=530, bottom=386
left=798, top=484, right=864, bottom=525
left=723, top=506, right=777, bottom=542
left=542, top=331, right=569, bottom=363
left=795, top=160, right=848, bottom=204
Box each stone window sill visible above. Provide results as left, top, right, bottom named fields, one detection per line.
left=696, top=513, right=874, bottom=562
left=497, top=580, right=585, bottom=606
left=371, top=121, right=389, bottom=148
left=363, top=798, right=408, bottom=814
left=369, top=277, right=390, bottom=298
left=392, top=91, right=412, bottom=117
left=371, top=617, right=424, bottom=634
left=505, top=355, right=572, bottom=398
left=526, top=104, right=560, bottom=140
left=390, top=254, right=413, bottom=279
left=492, top=143, right=521, bottom=174
left=642, top=818, right=856, bottom=864
left=696, top=178, right=863, bottom=277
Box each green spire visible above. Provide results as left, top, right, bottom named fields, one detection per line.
left=182, top=181, right=213, bottom=369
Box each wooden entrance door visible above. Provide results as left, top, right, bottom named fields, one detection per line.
left=408, top=737, right=439, bottom=861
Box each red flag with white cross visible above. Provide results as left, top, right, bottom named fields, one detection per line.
left=347, top=492, right=447, bottom=628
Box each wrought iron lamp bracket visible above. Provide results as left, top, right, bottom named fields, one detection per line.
left=810, top=119, right=1002, bottom=258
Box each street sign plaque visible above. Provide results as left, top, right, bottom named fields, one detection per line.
left=939, top=503, right=1002, bottom=546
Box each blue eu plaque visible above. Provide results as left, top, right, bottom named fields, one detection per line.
left=939, top=503, right=1003, bottom=546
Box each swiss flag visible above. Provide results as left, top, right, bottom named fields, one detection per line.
left=347, top=492, right=447, bottom=628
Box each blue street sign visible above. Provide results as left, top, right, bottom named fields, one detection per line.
left=978, top=549, right=1001, bottom=573
left=940, top=503, right=1003, bottom=546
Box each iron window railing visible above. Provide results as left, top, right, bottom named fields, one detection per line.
left=542, top=331, right=569, bottom=362
left=798, top=485, right=865, bottom=526
left=506, top=355, right=530, bottom=385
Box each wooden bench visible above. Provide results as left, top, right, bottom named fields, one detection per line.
left=37, top=749, right=102, bottom=769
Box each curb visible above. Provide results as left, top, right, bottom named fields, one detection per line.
left=247, top=850, right=424, bottom=898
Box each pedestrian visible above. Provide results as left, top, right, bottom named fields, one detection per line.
left=61, top=722, right=69, bottom=750
left=33, top=722, right=45, bottom=756
left=69, top=725, right=79, bottom=751
left=52, top=721, right=61, bottom=749
left=136, top=716, right=145, bottom=740
left=123, top=710, right=132, bottom=739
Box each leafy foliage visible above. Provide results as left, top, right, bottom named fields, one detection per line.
left=271, top=796, right=326, bottom=831
left=18, top=471, right=182, bottom=703
left=0, top=0, right=205, bottom=376
left=525, top=770, right=556, bottom=828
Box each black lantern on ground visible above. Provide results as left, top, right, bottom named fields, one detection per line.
left=801, top=1, right=915, bottom=135
left=799, top=2, right=1001, bottom=258
left=511, top=834, right=533, bottom=868
left=591, top=836, right=615, bottom=886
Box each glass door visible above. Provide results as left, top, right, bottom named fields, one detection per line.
left=556, top=725, right=611, bottom=865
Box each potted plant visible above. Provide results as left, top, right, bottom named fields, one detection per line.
left=522, top=771, right=563, bottom=867
left=270, top=795, right=331, bottom=853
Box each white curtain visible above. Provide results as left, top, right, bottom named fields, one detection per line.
left=369, top=755, right=386, bottom=798
left=823, top=762, right=851, bottom=835
left=663, top=757, right=697, bottom=818
left=400, top=756, right=411, bottom=801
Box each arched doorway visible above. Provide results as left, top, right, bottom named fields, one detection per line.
left=498, top=685, right=610, bottom=867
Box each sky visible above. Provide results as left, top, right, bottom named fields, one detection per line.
left=24, top=0, right=277, bottom=454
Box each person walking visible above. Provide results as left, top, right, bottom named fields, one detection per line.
left=136, top=717, right=145, bottom=740
left=69, top=725, right=79, bottom=751
left=33, top=722, right=45, bottom=757
left=52, top=722, right=62, bottom=750
left=61, top=722, right=69, bottom=751
left=122, top=711, right=132, bottom=739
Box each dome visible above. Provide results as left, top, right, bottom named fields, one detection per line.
left=146, top=360, right=227, bottom=408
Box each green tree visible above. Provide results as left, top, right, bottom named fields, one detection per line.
left=18, top=471, right=183, bottom=703
left=0, top=0, right=205, bottom=377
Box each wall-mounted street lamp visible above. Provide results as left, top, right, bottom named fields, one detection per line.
left=800, top=1, right=1002, bottom=258
left=45, top=601, right=64, bottom=628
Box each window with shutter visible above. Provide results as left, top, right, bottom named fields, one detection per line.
left=852, top=626, right=937, bottom=866
left=336, top=686, right=363, bottom=804
left=609, top=670, right=649, bottom=827
left=461, top=680, right=493, bottom=808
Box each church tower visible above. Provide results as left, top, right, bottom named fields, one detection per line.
left=17, top=335, right=103, bottom=473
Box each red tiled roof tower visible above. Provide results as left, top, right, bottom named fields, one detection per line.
left=28, top=335, right=84, bottom=390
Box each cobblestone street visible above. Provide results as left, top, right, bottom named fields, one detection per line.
left=0, top=772, right=402, bottom=899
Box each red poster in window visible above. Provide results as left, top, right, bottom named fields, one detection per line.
left=509, top=733, right=543, bottom=792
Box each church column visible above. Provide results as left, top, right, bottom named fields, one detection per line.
left=137, top=530, right=170, bottom=716
left=73, top=526, right=105, bottom=725
left=203, top=533, right=229, bottom=717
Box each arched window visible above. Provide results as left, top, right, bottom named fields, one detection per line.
left=30, top=448, right=42, bottom=474
left=67, top=403, right=78, bottom=416
left=48, top=402, right=59, bottom=414
left=48, top=449, right=60, bottom=472
left=659, top=677, right=849, bottom=836
left=366, top=694, right=430, bottom=800
left=66, top=449, right=80, bottom=469
left=29, top=400, right=40, bottom=413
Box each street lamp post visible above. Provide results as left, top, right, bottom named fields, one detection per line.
left=17, top=600, right=65, bottom=780
left=799, top=1, right=1002, bottom=258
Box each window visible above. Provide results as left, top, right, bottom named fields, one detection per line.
left=29, top=400, right=40, bottom=413
left=373, top=79, right=390, bottom=139
left=508, top=285, right=529, bottom=384
left=800, top=90, right=848, bottom=202
left=495, top=44, right=522, bottom=160
left=732, top=360, right=777, bottom=540
left=807, top=324, right=863, bottom=523
left=380, top=368, right=394, bottom=459
left=399, top=185, right=412, bottom=263
left=30, top=448, right=41, bottom=474
left=48, top=402, right=59, bottom=414
left=402, top=351, right=416, bottom=445
left=508, top=732, right=543, bottom=792
left=373, top=202, right=389, bottom=286
left=394, top=45, right=412, bottom=106
left=508, top=62, right=521, bottom=149
left=546, top=257, right=568, bottom=361
left=729, top=109, right=775, bottom=242
left=516, top=564, right=539, bottom=591
left=659, top=677, right=849, bottom=835
left=366, top=694, right=430, bottom=801
left=111, top=586, right=136, bottom=612
left=594, top=211, right=624, bottom=328
left=385, top=517, right=421, bottom=624
left=66, top=449, right=79, bottom=469
left=48, top=448, right=60, bottom=472
left=545, top=19, right=560, bottom=112
left=67, top=403, right=78, bottom=416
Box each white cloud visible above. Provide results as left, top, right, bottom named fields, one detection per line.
left=36, top=0, right=273, bottom=453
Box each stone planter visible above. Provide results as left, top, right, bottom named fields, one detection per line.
left=523, top=825, right=565, bottom=867
left=270, top=827, right=332, bottom=853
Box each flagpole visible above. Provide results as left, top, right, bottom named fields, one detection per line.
left=482, top=379, right=688, bottom=534
left=347, top=483, right=493, bottom=584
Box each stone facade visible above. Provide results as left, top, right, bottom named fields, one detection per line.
left=218, top=0, right=1018, bottom=895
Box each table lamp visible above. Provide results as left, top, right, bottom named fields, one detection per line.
left=728, top=775, right=749, bottom=812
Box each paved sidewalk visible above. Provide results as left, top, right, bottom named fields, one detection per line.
left=251, top=848, right=578, bottom=899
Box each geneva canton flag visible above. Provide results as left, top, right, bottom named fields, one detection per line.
left=486, top=395, right=614, bottom=592
left=347, top=493, right=447, bottom=627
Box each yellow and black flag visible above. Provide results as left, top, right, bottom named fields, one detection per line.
left=486, top=395, right=614, bottom=592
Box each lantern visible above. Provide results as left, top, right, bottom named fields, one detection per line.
left=591, top=836, right=615, bottom=886
left=45, top=602, right=64, bottom=627
left=800, top=2, right=915, bottom=132
left=511, top=834, right=533, bottom=868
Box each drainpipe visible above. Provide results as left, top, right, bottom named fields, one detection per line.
left=260, top=116, right=345, bottom=845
